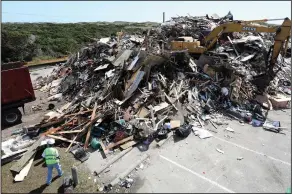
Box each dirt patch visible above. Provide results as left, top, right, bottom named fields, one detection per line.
left=1, top=147, right=97, bottom=193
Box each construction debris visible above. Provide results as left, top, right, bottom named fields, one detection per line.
left=5, top=12, right=291, bottom=186
left=237, top=157, right=244, bottom=160
left=216, top=148, right=225, bottom=154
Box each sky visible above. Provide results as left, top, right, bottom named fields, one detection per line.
left=2, top=1, right=292, bottom=24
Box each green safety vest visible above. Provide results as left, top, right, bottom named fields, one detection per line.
left=44, top=148, right=59, bottom=165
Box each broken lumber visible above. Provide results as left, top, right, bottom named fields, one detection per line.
left=14, top=153, right=36, bottom=182
left=10, top=136, right=44, bottom=173
left=209, top=120, right=218, bottom=129
left=110, top=154, right=148, bottom=186
left=36, top=118, right=66, bottom=129
left=65, top=122, right=90, bottom=153
left=84, top=102, right=98, bottom=149
left=46, top=135, right=80, bottom=144
left=56, top=129, right=83, bottom=134
left=120, top=140, right=138, bottom=150
left=65, top=133, right=80, bottom=153
left=106, top=136, right=134, bottom=150
left=99, top=139, right=107, bottom=159
left=95, top=147, right=133, bottom=176
left=164, top=92, right=178, bottom=111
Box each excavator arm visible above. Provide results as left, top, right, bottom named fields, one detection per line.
left=204, top=21, right=277, bottom=50
left=171, top=18, right=291, bottom=56
left=268, top=18, right=291, bottom=70
left=204, top=18, right=291, bottom=53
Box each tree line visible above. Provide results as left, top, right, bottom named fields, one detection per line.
left=1, top=22, right=157, bottom=63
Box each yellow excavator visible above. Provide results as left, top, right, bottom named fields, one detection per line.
left=171, top=18, right=291, bottom=91
left=171, top=17, right=291, bottom=60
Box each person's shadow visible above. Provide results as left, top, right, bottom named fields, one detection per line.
left=28, top=176, right=59, bottom=194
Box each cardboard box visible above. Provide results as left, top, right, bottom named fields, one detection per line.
left=269, top=94, right=291, bottom=109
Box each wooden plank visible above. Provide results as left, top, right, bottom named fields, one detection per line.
left=65, top=134, right=79, bottom=153
left=106, top=136, right=134, bottom=150
left=14, top=154, right=36, bottom=182
left=41, top=115, right=79, bottom=136
left=77, top=110, right=113, bottom=140
left=65, top=118, right=102, bottom=153
left=99, top=139, right=107, bottom=159
left=41, top=126, right=63, bottom=136
left=164, top=92, right=178, bottom=111
left=46, top=135, right=80, bottom=144
left=10, top=137, right=44, bottom=173
left=120, top=140, right=138, bottom=150
left=36, top=118, right=66, bottom=129
left=153, top=102, right=169, bottom=112
left=84, top=102, right=98, bottom=149
left=56, top=130, right=83, bottom=134
left=94, top=148, right=133, bottom=176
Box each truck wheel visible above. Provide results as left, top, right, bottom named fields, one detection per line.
left=2, top=108, right=22, bottom=126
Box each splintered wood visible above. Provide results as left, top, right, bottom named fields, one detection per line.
left=106, top=136, right=134, bottom=150
left=84, top=102, right=98, bottom=149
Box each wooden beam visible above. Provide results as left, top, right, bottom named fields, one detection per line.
left=84, top=103, right=98, bottom=149
left=99, top=139, right=107, bottom=159
left=46, top=135, right=80, bottom=144
left=36, top=118, right=66, bottom=129
left=106, top=136, right=133, bottom=150
left=120, top=140, right=138, bottom=150
left=10, top=137, right=44, bottom=173
left=65, top=134, right=79, bottom=153
left=14, top=153, right=36, bottom=182
left=164, top=92, right=178, bottom=111
left=56, top=130, right=83, bottom=134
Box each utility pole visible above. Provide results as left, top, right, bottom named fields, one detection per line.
left=163, top=12, right=165, bottom=23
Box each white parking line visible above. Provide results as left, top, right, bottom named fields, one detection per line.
left=160, top=155, right=235, bottom=193
left=214, top=136, right=291, bottom=166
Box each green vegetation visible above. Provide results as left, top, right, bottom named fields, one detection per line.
left=1, top=22, right=159, bottom=63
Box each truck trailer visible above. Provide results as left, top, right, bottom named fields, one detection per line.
left=1, top=61, right=36, bottom=127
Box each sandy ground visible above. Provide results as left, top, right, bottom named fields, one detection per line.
left=1, top=147, right=98, bottom=193
left=1, top=66, right=292, bottom=193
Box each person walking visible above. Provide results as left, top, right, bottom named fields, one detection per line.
left=42, top=139, right=63, bottom=186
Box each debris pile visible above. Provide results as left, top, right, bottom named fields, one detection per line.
left=31, top=13, right=291, bottom=151
left=3, top=13, right=291, bottom=185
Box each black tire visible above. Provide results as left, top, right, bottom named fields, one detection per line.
left=2, top=108, right=22, bottom=127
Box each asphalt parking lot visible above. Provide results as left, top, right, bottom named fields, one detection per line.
left=130, top=109, right=291, bottom=193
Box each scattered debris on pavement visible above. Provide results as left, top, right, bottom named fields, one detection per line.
left=237, top=157, right=244, bottom=160
left=216, top=148, right=225, bottom=154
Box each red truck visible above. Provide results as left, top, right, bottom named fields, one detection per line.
left=2, top=61, right=36, bottom=126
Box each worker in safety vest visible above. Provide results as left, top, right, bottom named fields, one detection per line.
left=42, top=139, right=63, bottom=186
